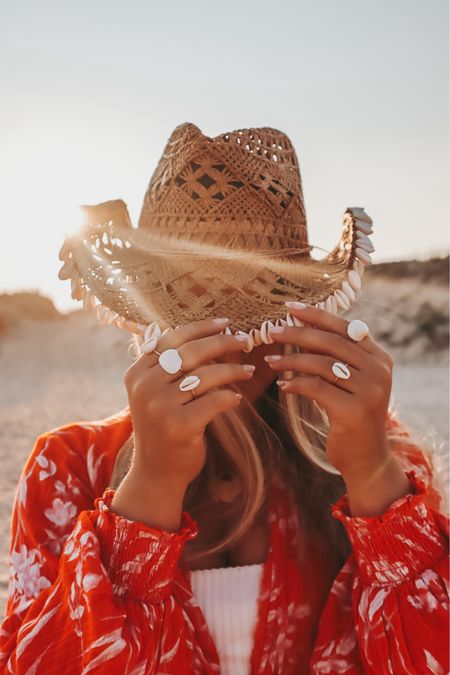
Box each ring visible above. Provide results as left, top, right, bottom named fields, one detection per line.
left=179, top=374, right=201, bottom=400
left=154, top=348, right=184, bottom=374
left=332, top=361, right=351, bottom=382
left=347, top=319, right=369, bottom=342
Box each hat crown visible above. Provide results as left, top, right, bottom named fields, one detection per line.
left=138, top=122, right=309, bottom=252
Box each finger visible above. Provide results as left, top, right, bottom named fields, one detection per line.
left=265, top=352, right=360, bottom=393
left=284, top=302, right=379, bottom=355
left=179, top=388, right=243, bottom=430
left=135, top=316, right=231, bottom=370
left=137, top=322, right=251, bottom=378
left=177, top=333, right=252, bottom=374
left=148, top=333, right=251, bottom=383
left=277, top=374, right=352, bottom=416
left=163, top=316, right=232, bottom=350
left=173, top=362, right=256, bottom=405
left=268, top=325, right=366, bottom=368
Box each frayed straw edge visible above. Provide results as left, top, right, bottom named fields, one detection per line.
left=57, top=207, right=374, bottom=353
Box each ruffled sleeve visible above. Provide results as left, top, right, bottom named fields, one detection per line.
left=310, top=466, right=449, bottom=674
left=0, top=427, right=220, bottom=675
left=93, top=487, right=198, bottom=603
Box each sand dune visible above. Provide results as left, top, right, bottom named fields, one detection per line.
left=0, top=257, right=448, bottom=616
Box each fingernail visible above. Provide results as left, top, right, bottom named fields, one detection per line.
left=264, top=355, right=282, bottom=362
left=285, top=301, right=307, bottom=309
left=213, top=317, right=229, bottom=324
left=243, top=364, right=256, bottom=372
left=235, top=334, right=250, bottom=342
left=276, top=380, right=287, bottom=389
left=268, top=325, right=285, bottom=334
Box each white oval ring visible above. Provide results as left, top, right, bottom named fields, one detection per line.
left=179, top=375, right=201, bottom=392
left=332, top=362, right=351, bottom=380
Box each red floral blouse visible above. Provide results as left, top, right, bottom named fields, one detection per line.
left=0, top=408, right=448, bottom=674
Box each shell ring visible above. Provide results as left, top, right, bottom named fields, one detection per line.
left=346, top=319, right=369, bottom=342
left=154, top=348, right=183, bottom=374
left=140, top=336, right=201, bottom=400
left=178, top=374, right=202, bottom=396
left=332, top=361, right=351, bottom=383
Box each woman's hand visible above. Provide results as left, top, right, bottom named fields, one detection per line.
left=265, top=302, right=394, bottom=481
left=124, top=317, right=254, bottom=491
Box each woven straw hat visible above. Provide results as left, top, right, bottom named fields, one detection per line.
left=57, top=122, right=375, bottom=353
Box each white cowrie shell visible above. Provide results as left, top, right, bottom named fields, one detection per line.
left=58, top=240, right=72, bottom=261
left=316, top=301, right=326, bottom=310
left=285, top=312, right=303, bottom=327
left=332, top=362, right=351, bottom=379
left=352, top=259, right=365, bottom=277
left=179, top=375, right=201, bottom=392
left=58, top=259, right=75, bottom=280
left=341, top=280, right=356, bottom=302
left=334, top=289, right=351, bottom=310
left=355, top=233, right=375, bottom=253
left=357, top=240, right=375, bottom=254
left=354, top=219, right=373, bottom=235
left=141, top=336, right=158, bottom=354
left=347, top=319, right=370, bottom=342
left=355, top=231, right=373, bottom=247
left=347, top=270, right=362, bottom=291
left=249, top=328, right=263, bottom=346
left=259, top=321, right=273, bottom=345
left=325, top=295, right=338, bottom=314
left=237, top=329, right=255, bottom=352
left=286, top=312, right=295, bottom=327
left=243, top=336, right=255, bottom=353
left=349, top=207, right=373, bottom=225
left=224, top=326, right=233, bottom=335
left=236, top=329, right=253, bottom=351
left=83, top=292, right=96, bottom=312
left=355, top=247, right=372, bottom=265
left=144, top=322, right=162, bottom=342
left=159, top=348, right=182, bottom=374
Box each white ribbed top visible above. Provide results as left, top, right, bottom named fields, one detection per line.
left=190, top=563, right=264, bottom=675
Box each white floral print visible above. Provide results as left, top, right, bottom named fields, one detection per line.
left=44, top=497, right=77, bottom=528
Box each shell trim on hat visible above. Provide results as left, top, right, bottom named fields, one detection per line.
left=58, top=205, right=374, bottom=353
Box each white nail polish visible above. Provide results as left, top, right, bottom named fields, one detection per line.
left=285, top=301, right=307, bottom=309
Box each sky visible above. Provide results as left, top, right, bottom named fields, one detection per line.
left=1, top=0, right=448, bottom=312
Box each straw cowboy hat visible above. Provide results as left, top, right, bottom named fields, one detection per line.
left=57, top=122, right=375, bottom=353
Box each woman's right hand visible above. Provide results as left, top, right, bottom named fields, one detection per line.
left=123, top=317, right=255, bottom=493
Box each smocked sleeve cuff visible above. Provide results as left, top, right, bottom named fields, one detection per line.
left=331, top=469, right=448, bottom=586
left=93, top=486, right=198, bottom=603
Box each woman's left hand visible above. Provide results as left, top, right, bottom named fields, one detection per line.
left=265, top=302, right=394, bottom=481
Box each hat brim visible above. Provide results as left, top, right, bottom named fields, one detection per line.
left=58, top=201, right=374, bottom=350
